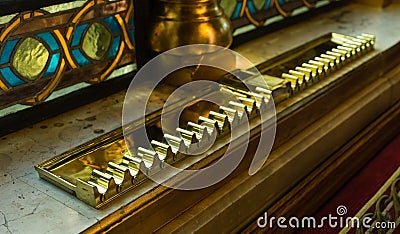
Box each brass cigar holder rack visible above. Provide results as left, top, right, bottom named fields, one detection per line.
left=36, top=33, right=375, bottom=208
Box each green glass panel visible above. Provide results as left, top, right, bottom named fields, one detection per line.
left=253, top=0, right=266, bottom=10
left=12, top=37, right=49, bottom=81
left=219, top=0, right=236, bottom=18
left=82, top=22, right=112, bottom=61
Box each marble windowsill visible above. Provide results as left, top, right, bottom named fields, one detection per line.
left=1, top=3, right=400, bottom=233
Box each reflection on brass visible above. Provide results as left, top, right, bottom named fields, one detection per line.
left=282, top=73, right=301, bottom=91
left=149, top=0, right=232, bottom=54
left=288, top=70, right=306, bottom=86
left=36, top=33, right=375, bottom=208
left=259, top=74, right=292, bottom=103
left=309, top=60, right=329, bottom=72
left=51, top=139, right=126, bottom=185
left=82, top=22, right=112, bottom=60
left=13, top=37, right=49, bottom=80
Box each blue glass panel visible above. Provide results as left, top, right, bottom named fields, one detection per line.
left=247, top=1, right=257, bottom=13
left=264, top=0, right=272, bottom=9
left=71, top=24, right=88, bottom=47
left=43, top=52, right=60, bottom=77
left=107, top=36, right=120, bottom=58
left=129, top=30, right=135, bottom=43
left=72, top=49, right=91, bottom=66
left=278, top=0, right=285, bottom=5
left=0, top=39, right=19, bottom=65
left=129, top=16, right=134, bottom=27
left=37, top=32, right=59, bottom=51
left=232, top=2, right=243, bottom=19
left=1, top=67, right=25, bottom=87
left=102, top=16, right=120, bottom=34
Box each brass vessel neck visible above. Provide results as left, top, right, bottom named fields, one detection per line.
left=149, top=0, right=233, bottom=52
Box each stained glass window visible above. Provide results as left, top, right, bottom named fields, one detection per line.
left=0, top=0, right=342, bottom=112
left=219, top=0, right=338, bottom=34
left=0, top=0, right=135, bottom=109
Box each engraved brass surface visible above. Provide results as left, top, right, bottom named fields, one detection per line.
left=36, top=33, right=375, bottom=208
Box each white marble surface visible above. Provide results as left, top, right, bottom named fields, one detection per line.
left=1, top=2, right=400, bottom=233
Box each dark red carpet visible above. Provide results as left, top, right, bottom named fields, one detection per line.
left=299, top=134, right=400, bottom=233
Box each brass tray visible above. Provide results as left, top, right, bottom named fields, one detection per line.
left=35, top=32, right=375, bottom=208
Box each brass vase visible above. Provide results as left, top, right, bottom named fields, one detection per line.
left=148, top=0, right=233, bottom=54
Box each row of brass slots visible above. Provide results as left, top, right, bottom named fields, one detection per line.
left=84, top=33, right=375, bottom=202
left=279, top=33, right=375, bottom=93
left=87, top=86, right=273, bottom=201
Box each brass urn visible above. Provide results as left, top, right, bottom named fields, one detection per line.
left=148, top=0, right=233, bottom=54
